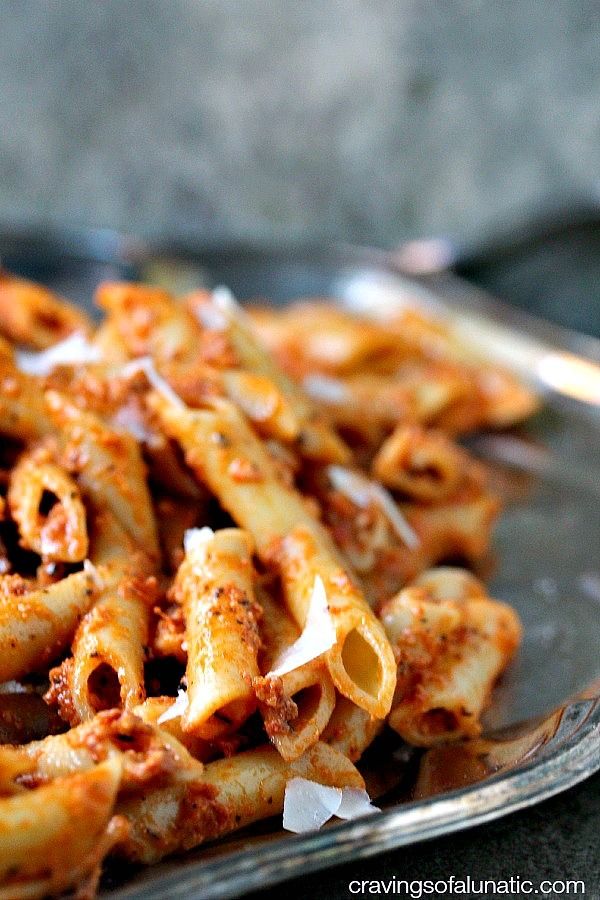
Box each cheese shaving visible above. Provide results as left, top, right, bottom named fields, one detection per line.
left=111, top=404, right=157, bottom=444
left=335, top=787, right=381, bottom=820
left=194, top=302, right=229, bottom=332
left=282, top=779, right=380, bottom=834
left=120, top=357, right=186, bottom=409
left=183, top=526, right=215, bottom=556
left=15, top=332, right=102, bottom=375
left=157, top=688, right=189, bottom=724
left=268, top=576, right=335, bottom=677
left=303, top=374, right=351, bottom=404
left=327, top=465, right=420, bottom=550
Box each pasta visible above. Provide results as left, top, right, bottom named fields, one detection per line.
left=0, top=270, right=537, bottom=897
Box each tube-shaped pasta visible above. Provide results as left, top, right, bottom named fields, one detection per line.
left=322, top=696, right=384, bottom=763
left=0, top=758, right=124, bottom=900
left=0, top=269, right=90, bottom=349
left=117, top=740, right=363, bottom=864
left=277, top=524, right=396, bottom=719
left=96, top=281, right=203, bottom=364
left=173, top=528, right=261, bottom=738
left=0, top=569, right=100, bottom=682
left=256, top=590, right=336, bottom=761
left=380, top=569, right=522, bottom=746
left=361, top=492, right=501, bottom=602
left=187, top=291, right=350, bottom=463
left=45, top=390, right=159, bottom=559
left=71, top=568, right=153, bottom=720
left=372, top=424, right=467, bottom=502
left=8, top=451, right=88, bottom=562
left=249, top=302, right=409, bottom=376
left=150, top=394, right=396, bottom=719
left=133, top=698, right=213, bottom=762
left=222, top=369, right=300, bottom=442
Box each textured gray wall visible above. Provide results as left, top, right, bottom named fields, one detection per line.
left=0, top=1, right=599, bottom=248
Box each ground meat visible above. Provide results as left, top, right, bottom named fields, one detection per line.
left=45, top=657, right=80, bottom=726
left=253, top=674, right=298, bottom=738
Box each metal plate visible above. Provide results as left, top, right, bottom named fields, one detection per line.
left=2, top=232, right=599, bottom=899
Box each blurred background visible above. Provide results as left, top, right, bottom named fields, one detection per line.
left=1, top=0, right=600, bottom=332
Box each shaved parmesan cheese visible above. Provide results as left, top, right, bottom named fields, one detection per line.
left=157, top=688, right=189, bottom=724
left=282, top=779, right=342, bottom=833
left=211, top=285, right=257, bottom=329
left=327, top=465, right=420, bottom=550
left=282, top=779, right=380, bottom=833
left=211, top=285, right=239, bottom=314
left=183, top=526, right=215, bottom=555
left=335, top=788, right=380, bottom=820
left=194, top=302, right=229, bottom=332
left=16, top=332, right=102, bottom=375
left=303, top=374, right=351, bottom=404
left=120, top=357, right=186, bottom=409
left=268, top=576, right=335, bottom=677
left=111, top=404, right=156, bottom=444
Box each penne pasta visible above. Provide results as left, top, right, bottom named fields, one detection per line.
left=380, top=568, right=522, bottom=745
left=0, top=269, right=90, bottom=350
left=256, top=589, right=337, bottom=761
left=0, top=758, right=123, bottom=900
left=172, top=527, right=261, bottom=738
left=45, top=390, right=160, bottom=559
left=0, top=568, right=100, bottom=682
left=8, top=450, right=88, bottom=562
left=117, top=740, right=363, bottom=864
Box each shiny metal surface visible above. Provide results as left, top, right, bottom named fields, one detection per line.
left=1, top=231, right=599, bottom=898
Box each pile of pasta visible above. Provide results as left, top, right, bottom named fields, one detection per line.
left=0, top=270, right=535, bottom=898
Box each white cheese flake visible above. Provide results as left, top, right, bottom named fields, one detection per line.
left=120, top=357, right=186, bottom=409
left=268, top=576, right=335, bottom=677
left=282, top=779, right=380, bottom=833
left=327, top=465, right=420, bottom=550
left=16, top=332, right=102, bottom=375
left=110, top=404, right=156, bottom=444
left=303, top=374, right=351, bottom=404
left=335, top=787, right=381, bottom=820
left=282, top=779, right=342, bottom=834
left=183, top=526, right=215, bottom=556
left=157, top=688, right=189, bottom=724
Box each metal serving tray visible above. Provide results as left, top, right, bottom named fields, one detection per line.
left=1, top=232, right=599, bottom=900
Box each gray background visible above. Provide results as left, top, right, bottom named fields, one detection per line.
left=1, top=0, right=599, bottom=248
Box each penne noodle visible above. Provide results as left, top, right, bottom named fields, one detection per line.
left=372, top=424, right=469, bottom=502
left=380, top=569, right=522, bottom=745
left=173, top=528, right=261, bottom=738
left=0, top=269, right=90, bottom=350
left=70, top=569, right=154, bottom=720
left=0, top=569, right=100, bottom=682
left=0, top=758, right=124, bottom=900
left=322, top=695, right=384, bottom=763
left=256, top=589, right=336, bottom=761
left=45, top=390, right=160, bottom=559
left=96, top=281, right=203, bottom=364
left=187, top=291, right=351, bottom=463
left=277, top=524, right=397, bottom=719
left=117, top=740, right=363, bottom=865
left=0, top=358, right=53, bottom=442
left=8, top=450, right=88, bottom=562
